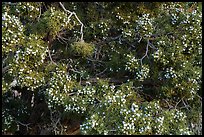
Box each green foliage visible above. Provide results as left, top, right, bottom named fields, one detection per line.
left=2, top=7, right=24, bottom=55
left=71, top=41, right=94, bottom=58
left=32, top=7, right=72, bottom=38
left=2, top=2, right=202, bottom=135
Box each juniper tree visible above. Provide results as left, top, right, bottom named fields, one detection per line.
left=2, top=2, right=202, bottom=135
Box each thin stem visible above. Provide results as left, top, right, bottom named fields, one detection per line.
left=48, top=48, right=57, bottom=66
left=37, top=3, right=42, bottom=21
left=96, top=68, right=107, bottom=76
left=140, top=39, right=149, bottom=66
left=59, top=2, right=84, bottom=41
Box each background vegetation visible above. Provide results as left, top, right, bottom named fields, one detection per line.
left=2, top=2, right=202, bottom=135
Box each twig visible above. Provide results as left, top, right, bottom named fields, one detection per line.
left=59, top=2, right=72, bottom=14
left=181, top=98, right=189, bottom=110
left=119, top=36, right=122, bottom=44
left=57, top=37, right=64, bottom=44
left=94, top=43, right=103, bottom=60
left=48, top=48, right=57, bottom=66
left=59, top=35, right=69, bottom=41
left=59, top=2, right=84, bottom=41
left=2, top=56, right=9, bottom=74
left=37, top=3, right=41, bottom=22
left=50, top=110, right=61, bottom=135
left=79, top=76, right=82, bottom=85
left=69, top=68, right=81, bottom=74
left=93, top=34, right=122, bottom=46
left=3, top=2, right=18, bottom=5
left=196, top=94, right=202, bottom=100
left=15, top=121, right=31, bottom=131
left=139, top=38, right=157, bottom=66
left=73, top=12, right=84, bottom=41
left=148, top=42, right=157, bottom=50
left=110, top=34, right=122, bottom=40
left=174, top=98, right=182, bottom=109
left=94, top=48, right=97, bottom=59
left=140, top=39, right=149, bottom=66
left=163, top=99, right=174, bottom=110
left=2, top=56, right=8, bottom=66
left=181, top=98, right=192, bottom=110
left=57, top=35, right=68, bottom=44
left=87, top=58, right=105, bottom=64
left=2, top=65, right=9, bottom=74
left=96, top=68, right=107, bottom=76
left=68, top=92, right=76, bottom=96
left=138, top=36, right=142, bottom=43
